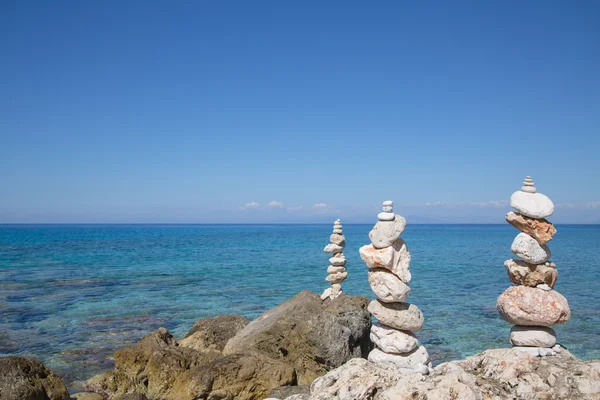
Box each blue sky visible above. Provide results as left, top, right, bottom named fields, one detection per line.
left=1, top=1, right=599, bottom=223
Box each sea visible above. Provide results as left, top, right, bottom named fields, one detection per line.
left=1, top=224, right=599, bottom=391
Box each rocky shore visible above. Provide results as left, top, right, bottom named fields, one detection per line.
left=2, top=289, right=600, bottom=400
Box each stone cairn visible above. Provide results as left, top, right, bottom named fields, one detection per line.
left=497, top=176, right=570, bottom=357
left=359, top=201, right=432, bottom=374
left=321, top=219, right=347, bottom=300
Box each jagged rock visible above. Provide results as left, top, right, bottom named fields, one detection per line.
left=179, top=314, right=249, bottom=353
left=506, top=211, right=557, bottom=244
left=368, top=300, right=423, bottom=331
left=368, top=269, right=410, bottom=303
left=504, top=259, right=558, bottom=288
left=510, top=325, right=557, bottom=347
left=497, top=286, right=570, bottom=326
left=167, top=352, right=296, bottom=400
left=511, top=232, right=552, bottom=264
left=223, top=291, right=372, bottom=384
left=0, top=356, right=70, bottom=400
left=368, top=215, right=407, bottom=248
left=370, top=323, right=418, bottom=354
left=308, top=348, right=600, bottom=400
left=359, top=239, right=411, bottom=283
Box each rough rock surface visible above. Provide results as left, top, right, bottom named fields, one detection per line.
left=510, top=190, right=555, bottom=219
left=506, top=211, right=557, bottom=244
left=359, top=239, right=411, bottom=283
left=504, top=259, right=558, bottom=288
left=0, top=356, right=70, bottom=400
left=368, top=269, right=410, bottom=303
left=368, top=215, right=407, bottom=249
left=267, top=384, right=310, bottom=399
left=510, top=325, right=557, bottom=347
left=368, top=300, right=424, bottom=331
left=178, top=314, right=249, bottom=353
left=308, top=348, right=600, bottom=400
left=497, top=286, right=570, bottom=326
left=224, top=291, right=372, bottom=384
left=369, top=323, right=418, bottom=354
left=511, top=232, right=552, bottom=264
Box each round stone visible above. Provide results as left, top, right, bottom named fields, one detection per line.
left=370, top=323, right=418, bottom=354
left=378, top=212, right=395, bottom=221
left=329, top=255, right=346, bottom=266
left=382, top=200, right=394, bottom=206
left=510, top=191, right=554, bottom=219
left=368, top=300, right=424, bottom=331
left=327, top=265, right=346, bottom=274
left=497, top=286, right=570, bottom=326
left=510, top=326, right=556, bottom=347
left=368, top=346, right=430, bottom=370
left=326, top=271, right=347, bottom=284
left=511, top=233, right=551, bottom=264
left=368, top=269, right=410, bottom=303
left=329, top=234, right=346, bottom=246
left=324, top=243, right=344, bottom=253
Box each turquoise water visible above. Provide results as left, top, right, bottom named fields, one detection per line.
left=1, top=224, right=599, bottom=390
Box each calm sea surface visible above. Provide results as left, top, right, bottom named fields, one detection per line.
left=1, top=224, right=599, bottom=390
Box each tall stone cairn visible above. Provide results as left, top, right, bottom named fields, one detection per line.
left=497, top=176, right=570, bottom=357
left=359, top=201, right=432, bottom=375
left=321, top=219, right=347, bottom=300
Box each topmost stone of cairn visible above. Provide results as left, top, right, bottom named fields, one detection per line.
left=510, top=176, right=555, bottom=219
left=378, top=200, right=395, bottom=221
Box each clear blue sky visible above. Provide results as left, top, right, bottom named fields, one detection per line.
left=1, top=1, right=599, bottom=223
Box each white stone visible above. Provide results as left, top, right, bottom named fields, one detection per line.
left=368, top=269, right=411, bottom=303
left=324, top=243, right=344, bottom=253
left=368, top=346, right=430, bottom=370
left=378, top=212, right=395, bottom=221
left=413, top=363, right=429, bottom=375
left=383, top=205, right=393, bottom=213
left=320, top=287, right=332, bottom=300
left=383, top=200, right=394, bottom=207
left=512, top=346, right=541, bottom=357
left=539, top=347, right=556, bottom=357
left=511, top=233, right=552, bottom=264
left=360, top=239, right=411, bottom=283
left=327, top=265, right=346, bottom=274
left=368, top=300, right=424, bottom=331
left=552, top=344, right=562, bottom=353
left=370, top=323, right=418, bottom=354
left=330, top=234, right=345, bottom=246
left=369, top=215, right=407, bottom=248
left=329, top=255, right=346, bottom=266
left=536, top=284, right=551, bottom=291
left=510, top=326, right=556, bottom=347
left=521, top=176, right=537, bottom=193
left=331, top=284, right=342, bottom=299
left=326, top=271, right=347, bottom=284
left=510, top=191, right=555, bottom=219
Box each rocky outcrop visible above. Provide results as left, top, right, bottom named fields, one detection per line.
left=306, top=348, right=600, bottom=400
left=223, top=290, right=372, bottom=384
left=84, top=291, right=371, bottom=399
left=0, top=356, right=70, bottom=400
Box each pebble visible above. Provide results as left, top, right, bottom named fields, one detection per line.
left=327, top=265, right=346, bottom=274
left=511, top=233, right=552, bottom=264
left=368, top=269, right=411, bottom=303
left=324, top=243, right=344, bottom=253
left=368, top=300, right=424, bottom=331
left=329, top=255, right=346, bottom=266
left=326, top=271, right=348, bottom=284
left=378, top=212, right=395, bottom=221
left=510, top=325, right=556, bottom=348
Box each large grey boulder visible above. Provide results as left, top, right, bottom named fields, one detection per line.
left=0, top=356, right=70, bottom=400
left=224, top=290, right=372, bottom=384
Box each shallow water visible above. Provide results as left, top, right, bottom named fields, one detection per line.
left=1, top=224, right=599, bottom=389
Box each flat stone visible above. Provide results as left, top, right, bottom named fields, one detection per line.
left=324, top=243, right=344, bottom=253
left=504, top=259, right=558, bottom=288
left=370, top=323, right=418, bottom=354
left=368, top=346, right=430, bottom=370
left=327, top=265, right=346, bottom=274
left=332, top=228, right=343, bottom=234
left=378, top=212, right=395, bottom=221
left=326, top=271, right=348, bottom=284
left=510, top=326, right=556, bottom=347
left=512, top=346, right=541, bottom=357
left=330, top=234, right=346, bottom=246
left=510, top=191, right=555, bottom=219
left=369, top=215, right=407, bottom=249
left=360, top=239, right=411, bottom=283
left=368, top=300, right=424, bottom=331
left=506, top=212, right=557, bottom=244
left=511, top=233, right=552, bottom=264
left=383, top=200, right=394, bottom=206
left=329, top=255, right=346, bottom=266
left=497, top=286, right=570, bottom=326
left=368, top=269, right=410, bottom=303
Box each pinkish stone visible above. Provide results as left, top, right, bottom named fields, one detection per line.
left=497, top=286, right=570, bottom=326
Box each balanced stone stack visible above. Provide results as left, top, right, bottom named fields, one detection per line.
left=359, top=201, right=432, bottom=374
left=497, top=176, right=570, bottom=357
left=321, top=219, right=347, bottom=300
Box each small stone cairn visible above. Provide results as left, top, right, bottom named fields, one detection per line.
left=497, top=176, right=570, bottom=357
left=359, top=201, right=432, bottom=374
left=321, top=219, right=347, bottom=300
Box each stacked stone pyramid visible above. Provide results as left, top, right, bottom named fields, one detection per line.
left=359, top=201, right=432, bottom=374
left=497, top=176, right=570, bottom=356
left=321, top=219, right=347, bottom=300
